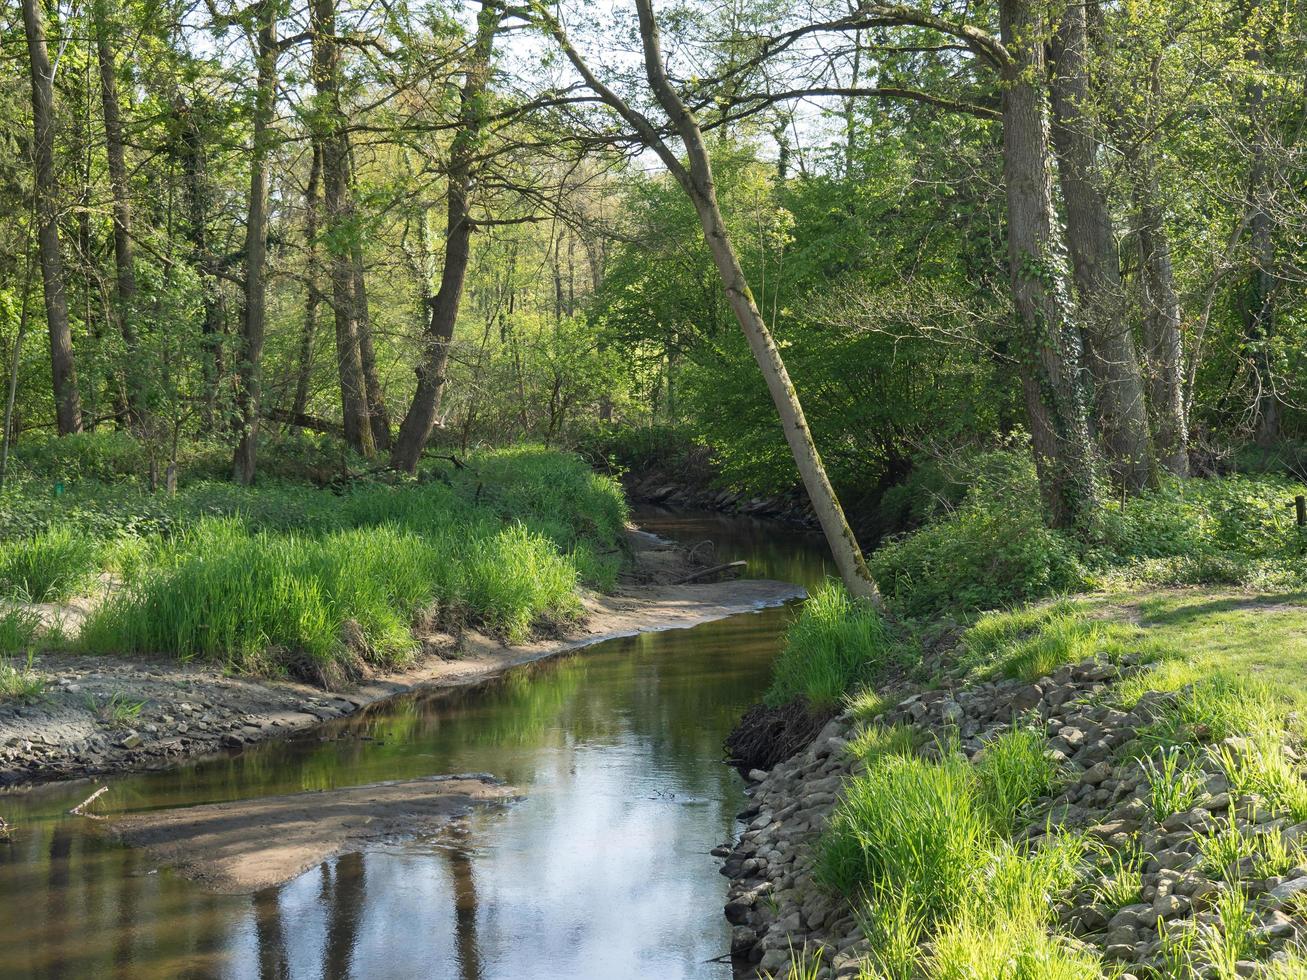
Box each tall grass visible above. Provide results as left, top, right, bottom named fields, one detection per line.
left=65, top=448, right=620, bottom=684
left=0, top=608, right=40, bottom=655
left=0, top=527, right=100, bottom=602
left=81, top=516, right=582, bottom=682
left=818, top=749, right=990, bottom=921
left=820, top=728, right=1096, bottom=978
left=0, top=651, right=43, bottom=702
left=766, top=581, right=908, bottom=708
left=976, top=728, right=1061, bottom=832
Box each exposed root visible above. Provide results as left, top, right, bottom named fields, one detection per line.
left=725, top=699, right=835, bottom=774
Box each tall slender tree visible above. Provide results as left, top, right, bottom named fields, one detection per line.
left=232, top=0, right=279, bottom=483
left=391, top=2, right=501, bottom=472
left=310, top=0, right=374, bottom=457
left=22, top=0, right=82, bottom=435
left=93, top=0, right=144, bottom=425
left=532, top=0, right=882, bottom=601
left=1049, top=0, right=1154, bottom=491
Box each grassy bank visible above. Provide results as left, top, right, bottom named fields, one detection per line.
left=756, top=460, right=1307, bottom=979
left=0, top=439, right=628, bottom=686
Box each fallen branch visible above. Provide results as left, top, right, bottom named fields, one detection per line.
left=674, top=560, right=747, bottom=584
left=69, top=786, right=109, bottom=817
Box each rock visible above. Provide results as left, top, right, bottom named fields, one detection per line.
left=1083, top=761, right=1112, bottom=785
left=1269, top=877, right=1307, bottom=903
left=120, top=733, right=143, bottom=749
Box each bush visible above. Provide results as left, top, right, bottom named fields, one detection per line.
left=870, top=475, right=1086, bottom=620
left=764, top=581, right=911, bottom=708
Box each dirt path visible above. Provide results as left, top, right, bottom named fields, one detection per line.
left=106, top=774, right=517, bottom=893
left=0, top=529, right=803, bottom=788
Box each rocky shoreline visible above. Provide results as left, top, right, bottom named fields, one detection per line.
left=0, top=528, right=802, bottom=790
left=720, top=656, right=1307, bottom=978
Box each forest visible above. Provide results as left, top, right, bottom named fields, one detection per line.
left=3, top=0, right=1307, bottom=978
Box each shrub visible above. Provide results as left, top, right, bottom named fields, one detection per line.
left=0, top=527, right=100, bottom=601
left=870, top=491, right=1086, bottom=620
left=12, top=430, right=145, bottom=483
left=765, top=581, right=909, bottom=708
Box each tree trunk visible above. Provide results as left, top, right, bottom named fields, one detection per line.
left=1243, top=68, right=1279, bottom=449
left=177, top=95, right=225, bottom=431
left=999, top=0, right=1099, bottom=529
left=351, top=237, right=391, bottom=450
left=22, top=0, right=82, bottom=436
left=232, top=0, right=277, bottom=484
left=1134, top=182, right=1189, bottom=476
left=93, top=0, right=144, bottom=426
left=390, top=2, right=499, bottom=473
left=311, top=0, right=373, bottom=458
left=1049, top=2, right=1153, bottom=492
left=630, top=0, right=880, bottom=602
left=292, top=141, right=323, bottom=424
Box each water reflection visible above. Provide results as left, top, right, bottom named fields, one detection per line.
left=0, top=513, right=827, bottom=979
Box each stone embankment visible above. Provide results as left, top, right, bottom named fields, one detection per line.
left=721, top=657, right=1307, bottom=978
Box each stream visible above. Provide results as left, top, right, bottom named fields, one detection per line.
left=0, top=512, right=830, bottom=980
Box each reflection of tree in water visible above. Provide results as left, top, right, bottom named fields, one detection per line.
left=253, top=884, right=288, bottom=980
left=322, top=852, right=366, bottom=979
left=447, top=832, right=484, bottom=980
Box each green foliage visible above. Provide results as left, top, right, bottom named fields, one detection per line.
left=2, top=447, right=623, bottom=685
left=870, top=456, right=1087, bottom=619
left=765, top=581, right=910, bottom=708
left=959, top=602, right=1102, bottom=682
left=818, top=749, right=990, bottom=920
left=1091, top=848, right=1143, bottom=912
left=0, top=609, right=41, bottom=656
left=0, top=527, right=101, bottom=602
left=1210, top=736, right=1307, bottom=822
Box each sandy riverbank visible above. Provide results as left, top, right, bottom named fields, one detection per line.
left=0, top=527, right=803, bottom=789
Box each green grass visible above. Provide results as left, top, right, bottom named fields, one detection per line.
left=0, top=608, right=40, bottom=655
left=0, top=527, right=100, bottom=602
left=1141, top=747, right=1205, bottom=819
left=1210, top=735, right=1307, bottom=821
left=765, top=581, right=912, bottom=708
left=818, top=748, right=991, bottom=920
left=2, top=447, right=627, bottom=686
left=975, top=728, right=1061, bottom=832
left=959, top=601, right=1111, bottom=683
left=1090, top=847, right=1143, bottom=912
left=0, top=650, right=43, bottom=702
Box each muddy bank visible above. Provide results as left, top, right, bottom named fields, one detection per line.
left=0, top=528, right=802, bottom=789
left=107, top=773, right=516, bottom=893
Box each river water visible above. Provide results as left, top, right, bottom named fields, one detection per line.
left=0, top=512, right=829, bottom=980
